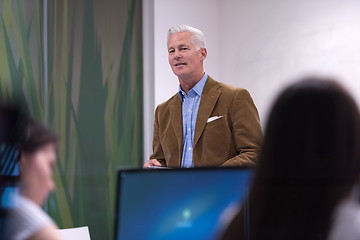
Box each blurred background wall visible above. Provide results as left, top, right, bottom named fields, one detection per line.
left=218, top=0, right=360, bottom=124
left=0, top=0, right=143, bottom=239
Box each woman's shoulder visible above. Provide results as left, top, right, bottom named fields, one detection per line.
left=328, top=192, right=360, bottom=240
left=8, top=194, right=60, bottom=240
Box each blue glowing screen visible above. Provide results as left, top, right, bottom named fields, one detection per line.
left=115, top=168, right=252, bottom=240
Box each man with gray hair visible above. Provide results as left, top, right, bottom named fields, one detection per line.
left=144, top=25, right=262, bottom=168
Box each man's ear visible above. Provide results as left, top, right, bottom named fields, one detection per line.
left=199, top=48, right=207, bottom=60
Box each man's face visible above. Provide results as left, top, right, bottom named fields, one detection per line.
left=167, top=31, right=206, bottom=79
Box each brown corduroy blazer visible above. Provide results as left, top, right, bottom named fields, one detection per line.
left=150, top=76, right=263, bottom=167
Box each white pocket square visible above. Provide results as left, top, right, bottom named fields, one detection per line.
left=207, top=115, right=224, bottom=123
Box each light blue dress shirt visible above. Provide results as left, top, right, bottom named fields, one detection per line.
left=178, top=74, right=208, bottom=168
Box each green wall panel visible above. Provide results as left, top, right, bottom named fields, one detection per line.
left=0, top=0, right=44, bottom=119
left=0, top=0, right=143, bottom=239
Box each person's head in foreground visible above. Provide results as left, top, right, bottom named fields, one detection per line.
left=223, top=77, right=360, bottom=240
left=19, top=119, right=57, bottom=205
left=8, top=118, right=62, bottom=240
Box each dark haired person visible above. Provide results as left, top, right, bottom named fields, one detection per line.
left=8, top=119, right=62, bottom=240
left=0, top=104, right=28, bottom=240
left=222, top=78, right=360, bottom=240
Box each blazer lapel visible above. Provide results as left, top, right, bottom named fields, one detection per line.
left=194, top=77, right=221, bottom=146
left=170, top=95, right=183, bottom=158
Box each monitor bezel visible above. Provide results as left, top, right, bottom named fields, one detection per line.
left=113, top=166, right=254, bottom=240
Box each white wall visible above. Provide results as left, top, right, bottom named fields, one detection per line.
left=142, top=0, right=155, bottom=161
left=219, top=0, right=360, bottom=123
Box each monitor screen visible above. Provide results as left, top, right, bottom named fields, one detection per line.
left=0, top=144, right=20, bottom=210
left=0, top=182, right=18, bottom=209
left=115, top=168, right=253, bottom=240
left=0, top=144, right=20, bottom=176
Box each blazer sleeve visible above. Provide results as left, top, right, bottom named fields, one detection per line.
left=221, top=89, right=263, bottom=167
left=149, top=106, right=167, bottom=166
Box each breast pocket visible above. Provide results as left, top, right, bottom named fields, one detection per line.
left=202, top=115, right=233, bottom=157
left=205, top=115, right=229, bottom=131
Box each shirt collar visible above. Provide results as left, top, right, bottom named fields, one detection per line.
left=178, top=73, right=208, bottom=101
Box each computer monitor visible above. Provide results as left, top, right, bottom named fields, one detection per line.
left=1, top=144, right=20, bottom=177
left=0, top=144, right=20, bottom=238
left=1, top=143, right=20, bottom=211
left=114, top=167, right=253, bottom=240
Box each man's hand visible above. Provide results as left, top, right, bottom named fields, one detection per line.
left=143, top=159, right=162, bottom=168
